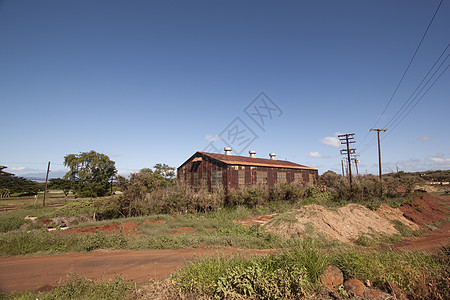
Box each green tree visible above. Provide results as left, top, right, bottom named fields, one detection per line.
left=63, top=150, right=117, bottom=197
left=116, top=164, right=176, bottom=216
left=153, top=163, right=176, bottom=182
left=0, top=176, right=42, bottom=196
left=48, top=178, right=72, bottom=196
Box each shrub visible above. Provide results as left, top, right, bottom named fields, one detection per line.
left=228, top=185, right=269, bottom=207
left=173, top=239, right=328, bottom=299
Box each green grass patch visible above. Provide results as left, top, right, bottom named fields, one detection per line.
left=173, top=242, right=450, bottom=299
left=0, top=230, right=127, bottom=255
left=172, top=239, right=328, bottom=299
left=332, top=248, right=449, bottom=298
left=4, top=274, right=134, bottom=300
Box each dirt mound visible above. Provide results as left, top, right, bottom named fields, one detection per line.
left=121, top=221, right=139, bottom=236
left=399, top=193, right=450, bottom=226
left=264, top=204, right=419, bottom=243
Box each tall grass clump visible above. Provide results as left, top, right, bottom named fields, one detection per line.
left=173, top=239, right=328, bottom=299
left=0, top=215, right=28, bottom=233
left=332, top=248, right=450, bottom=299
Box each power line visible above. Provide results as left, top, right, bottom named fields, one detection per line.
left=383, top=44, right=450, bottom=129
left=1, top=162, right=65, bottom=166
left=384, top=62, right=449, bottom=138
left=358, top=0, right=444, bottom=149
left=371, top=0, right=444, bottom=128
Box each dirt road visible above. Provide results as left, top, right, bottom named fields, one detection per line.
left=0, top=248, right=272, bottom=293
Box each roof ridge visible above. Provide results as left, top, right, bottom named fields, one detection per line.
left=198, top=151, right=316, bottom=170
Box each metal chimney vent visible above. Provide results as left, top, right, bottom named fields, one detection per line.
left=269, top=153, right=277, bottom=160
left=224, top=147, right=232, bottom=155
left=249, top=150, right=256, bottom=158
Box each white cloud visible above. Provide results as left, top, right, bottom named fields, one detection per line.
left=419, top=136, right=432, bottom=141
left=308, top=151, right=322, bottom=158
left=320, top=136, right=340, bottom=148
left=117, top=169, right=138, bottom=178
left=205, top=134, right=221, bottom=142
left=10, top=166, right=26, bottom=171
left=429, top=153, right=450, bottom=167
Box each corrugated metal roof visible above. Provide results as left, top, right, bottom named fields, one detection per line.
left=198, top=152, right=316, bottom=170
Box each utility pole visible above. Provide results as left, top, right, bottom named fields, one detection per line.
left=370, top=128, right=387, bottom=196
left=339, top=133, right=356, bottom=190
left=352, top=154, right=360, bottom=176
left=341, top=159, right=345, bottom=177
left=43, top=161, right=50, bottom=207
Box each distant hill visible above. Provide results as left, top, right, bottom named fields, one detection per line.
left=20, top=170, right=66, bottom=182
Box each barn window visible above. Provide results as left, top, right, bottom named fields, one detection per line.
left=187, top=172, right=192, bottom=184
left=294, top=173, right=303, bottom=183
left=308, top=173, right=315, bottom=184
left=277, top=172, right=286, bottom=184
left=193, top=173, right=199, bottom=186
left=256, top=171, right=268, bottom=184
left=238, top=170, right=245, bottom=185
left=211, top=170, right=222, bottom=188
left=202, top=172, right=207, bottom=186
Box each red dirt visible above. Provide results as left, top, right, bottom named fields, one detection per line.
left=61, top=219, right=160, bottom=236
left=121, top=221, right=139, bottom=236
left=393, top=193, right=450, bottom=252
left=0, top=248, right=272, bottom=294
left=392, top=221, right=450, bottom=252
left=398, top=193, right=450, bottom=226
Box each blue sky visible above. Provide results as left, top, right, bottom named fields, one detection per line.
left=1, top=0, right=449, bottom=179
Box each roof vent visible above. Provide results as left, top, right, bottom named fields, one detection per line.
left=224, top=147, right=232, bottom=155
left=249, top=150, right=256, bottom=158
left=269, top=153, right=277, bottom=160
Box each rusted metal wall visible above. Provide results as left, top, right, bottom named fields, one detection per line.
left=177, top=152, right=226, bottom=192
left=177, top=153, right=319, bottom=192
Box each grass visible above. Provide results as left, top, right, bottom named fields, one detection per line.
left=172, top=241, right=450, bottom=299
left=0, top=203, right=295, bottom=255
left=0, top=230, right=127, bottom=255
left=0, top=193, right=429, bottom=255
left=172, top=239, right=328, bottom=299
left=332, top=247, right=450, bottom=298
left=2, top=274, right=135, bottom=300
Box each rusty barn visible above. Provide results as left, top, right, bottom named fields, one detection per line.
left=177, top=147, right=318, bottom=192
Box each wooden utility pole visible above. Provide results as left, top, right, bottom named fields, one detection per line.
left=43, top=161, right=50, bottom=207
left=339, top=133, right=356, bottom=189
left=341, top=160, right=345, bottom=177
left=370, top=129, right=387, bottom=196
left=352, top=154, right=360, bottom=176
